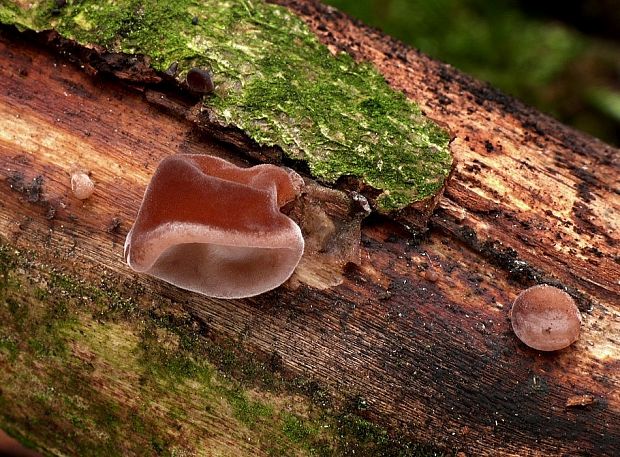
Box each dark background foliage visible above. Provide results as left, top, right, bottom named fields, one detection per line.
left=325, top=0, right=620, bottom=146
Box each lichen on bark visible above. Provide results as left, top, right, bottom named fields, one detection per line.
left=1, top=0, right=452, bottom=212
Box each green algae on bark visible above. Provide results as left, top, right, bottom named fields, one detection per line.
left=1, top=0, right=452, bottom=211
left=0, top=241, right=448, bottom=456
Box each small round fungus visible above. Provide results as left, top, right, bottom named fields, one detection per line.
left=70, top=171, right=94, bottom=200
left=186, top=68, right=214, bottom=94
left=424, top=269, right=439, bottom=283
left=510, top=284, right=581, bottom=351
left=124, top=154, right=305, bottom=299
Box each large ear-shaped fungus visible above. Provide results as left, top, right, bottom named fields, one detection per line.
left=124, top=154, right=304, bottom=299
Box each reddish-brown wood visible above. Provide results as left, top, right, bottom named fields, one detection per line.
left=0, top=1, right=618, bottom=454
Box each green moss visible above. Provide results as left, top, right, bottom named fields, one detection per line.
left=336, top=414, right=449, bottom=457
left=0, top=0, right=452, bottom=211
left=0, top=239, right=449, bottom=456
left=139, top=328, right=199, bottom=379
left=0, top=335, right=18, bottom=361
left=6, top=296, right=28, bottom=324
left=222, top=387, right=273, bottom=426
left=0, top=245, right=17, bottom=298
left=339, top=414, right=390, bottom=447
left=282, top=412, right=316, bottom=444
left=150, top=436, right=171, bottom=456
left=0, top=1, right=18, bottom=27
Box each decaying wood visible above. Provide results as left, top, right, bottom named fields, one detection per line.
left=0, top=1, right=618, bottom=456
left=272, top=0, right=619, bottom=304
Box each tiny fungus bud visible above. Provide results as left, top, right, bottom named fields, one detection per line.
left=424, top=269, right=439, bottom=283
left=186, top=68, right=214, bottom=94
left=422, top=253, right=439, bottom=282
left=125, top=154, right=305, bottom=298
left=70, top=170, right=94, bottom=200
left=510, top=284, right=581, bottom=351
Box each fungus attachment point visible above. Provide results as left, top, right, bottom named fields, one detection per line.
left=510, top=284, right=581, bottom=351
left=124, top=154, right=304, bottom=299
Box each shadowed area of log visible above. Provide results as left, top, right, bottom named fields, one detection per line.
left=0, top=430, right=41, bottom=457
left=0, top=28, right=618, bottom=457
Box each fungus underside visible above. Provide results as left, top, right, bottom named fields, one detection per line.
left=0, top=0, right=452, bottom=211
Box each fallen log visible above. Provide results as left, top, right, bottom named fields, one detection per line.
left=0, top=0, right=618, bottom=456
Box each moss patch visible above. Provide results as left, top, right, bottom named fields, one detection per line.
left=1, top=0, right=452, bottom=211
left=0, top=240, right=449, bottom=455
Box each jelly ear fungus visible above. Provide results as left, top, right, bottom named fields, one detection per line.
left=124, top=154, right=305, bottom=299
left=510, top=284, right=582, bottom=351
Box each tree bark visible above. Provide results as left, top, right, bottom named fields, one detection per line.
left=0, top=1, right=618, bottom=456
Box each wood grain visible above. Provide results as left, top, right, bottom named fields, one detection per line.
left=0, top=3, right=619, bottom=455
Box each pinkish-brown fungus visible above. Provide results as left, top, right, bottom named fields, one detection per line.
left=70, top=170, right=94, bottom=200
left=124, top=154, right=304, bottom=298
left=510, top=284, right=582, bottom=351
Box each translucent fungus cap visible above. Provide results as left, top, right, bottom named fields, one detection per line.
left=124, top=154, right=304, bottom=298
left=510, top=284, right=582, bottom=351
left=70, top=169, right=95, bottom=200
